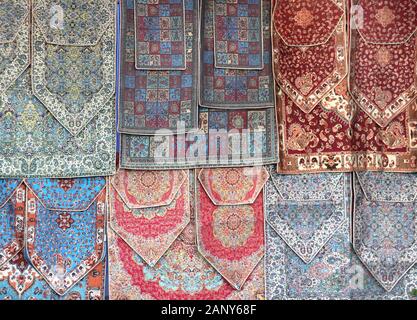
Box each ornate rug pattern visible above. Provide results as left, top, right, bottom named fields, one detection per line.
left=109, top=169, right=190, bottom=267
left=200, top=0, right=274, bottom=108
left=135, top=0, right=186, bottom=70
left=0, top=0, right=30, bottom=95
left=0, top=180, right=25, bottom=267
left=108, top=171, right=265, bottom=300
left=120, top=107, right=277, bottom=169
left=119, top=0, right=199, bottom=135
left=32, top=0, right=116, bottom=137
left=25, top=177, right=106, bottom=296
left=213, top=0, right=264, bottom=69
left=196, top=167, right=267, bottom=290
left=274, top=0, right=417, bottom=173
left=0, top=71, right=116, bottom=178
left=353, top=172, right=417, bottom=292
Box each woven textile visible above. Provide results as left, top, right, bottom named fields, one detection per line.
left=274, top=0, right=417, bottom=173
left=196, top=167, right=267, bottom=290
left=200, top=0, right=274, bottom=108
left=353, top=172, right=417, bottom=292
left=135, top=0, right=186, bottom=70
left=120, top=107, right=277, bottom=169
left=213, top=0, right=264, bottom=69
left=0, top=0, right=30, bottom=95
left=119, top=0, right=199, bottom=135
left=32, top=0, right=116, bottom=137
left=273, top=0, right=351, bottom=174
left=108, top=171, right=265, bottom=299
left=25, top=178, right=106, bottom=296
left=0, top=71, right=116, bottom=178
left=0, top=252, right=106, bottom=300
left=265, top=169, right=417, bottom=299
left=109, top=169, right=190, bottom=267
left=0, top=181, right=25, bottom=268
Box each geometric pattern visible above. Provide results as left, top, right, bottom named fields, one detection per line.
left=109, top=169, right=190, bottom=267
left=25, top=178, right=106, bottom=296
left=0, top=0, right=30, bottom=95
left=196, top=167, right=265, bottom=290
left=353, top=172, right=417, bottom=292
left=200, top=0, right=274, bottom=109
left=120, top=107, right=277, bottom=169
left=135, top=0, right=186, bottom=70
left=32, top=7, right=116, bottom=136
left=119, top=0, right=198, bottom=134
left=214, top=0, right=264, bottom=69
left=0, top=71, right=116, bottom=178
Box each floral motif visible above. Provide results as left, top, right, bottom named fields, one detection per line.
left=0, top=71, right=116, bottom=178
left=353, top=172, right=417, bottom=292
left=196, top=170, right=264, bottom=290
left=32, top=9, right=116, bottom=136
left=25, top=178, right=106, bottom=296
left=198, top=167, right=269, bottom=205
left=109, top=169, right=190, bottom=267
left=0, top=0, right=30, bottom=94
left=33, top=0, right=114, bottom=46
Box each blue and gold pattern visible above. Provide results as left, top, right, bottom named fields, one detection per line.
left=32, top=0, right=116, bottom=136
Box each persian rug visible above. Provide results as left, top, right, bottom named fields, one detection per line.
left=32, top=0, right=116, bottom=136
left=0, top=70, right=116, bottom=178
left=118, top=0, right=199, bottom=135
left=0, top=180, right=25, bottom=267
left=109, top=171, right=265, bottom=300
left=213, top=0, right=264, bottom=70
left=200, top=0, right=274, bottom=109
left=120, top=107, right=277, bottom=169
left=348, top=0, right=417, bottom=172
left=273, top=0, right=353, bottom=174
left=135, top=0, right=186, bottom=70
left=265, top=170, right=352, bottom=300
left=265, top=170, right=347, bottom=264
left=265, top=169, right=417, bottom=300
left=353, top=172, right=417, bottom=292
left=24, top=177, right=106, bottom=296
left=195, top=167, right=267, bottom=290
left=0, top=252, right=106, bottom=300
left=109, top=169, right=191, bottom=267
left=0, top=0, right=30, bottom=95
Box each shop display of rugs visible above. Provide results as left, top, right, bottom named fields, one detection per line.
left=0, top=0, right=417, bottom=302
